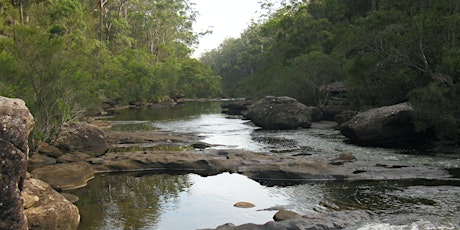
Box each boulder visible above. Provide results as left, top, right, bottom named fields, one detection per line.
left=31, top=162, right=94, bottom=190
left=233, top=202, right=255, bottom=208
left=334, top=110, right=358, bottom=125
left=55, top=122, right=108, bottom=156
left=339, top=102, right=422, bottom=146
left=273, top=210, right=301, bottom=221
left=37, top=142, right=63, bottom=158
left=244, top=96, right=312, bottom=130
left=23, top=177, right=80, bottom=230
left=0, top=96, right=34, bottom=230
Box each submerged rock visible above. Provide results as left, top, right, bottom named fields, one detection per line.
left=234, top=202, right=255, bottom=208
left=31, top=162, right=94, bottom=190
left=244, top=96, right=312, bottom=130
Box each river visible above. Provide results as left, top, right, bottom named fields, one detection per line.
left=72, top=101, right=460, bottom=230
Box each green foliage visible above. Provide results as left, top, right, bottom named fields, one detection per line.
left=202, top=0, right=459, bottom=141
left=0, top=0, right=222, bottom=145
left=408, top=83, right=458, bottom=140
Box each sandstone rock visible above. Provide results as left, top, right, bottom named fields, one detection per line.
left=56, top=152, right=91, bottom=163
left=31, top=162, right=94, bottom=190
left=60, top=193, right=79, bottom=203
left=273, top=210, right=301, bottom=221
left=55, top=122, right=108, bottom=156
left=234, top=202, right=255, bottom=208
left=244, top=96, right=312, bottom=130
left=334, top=110, right=358, bottom=125
left=209, top=210, right=374, bottom=230
left=27, top=154, right=57, bottom=171
left=0, top=96, right=34, bottom=152
left=23, top=193, right=39, bottom=209
left=23, top=177, right=80, bottom=230
left=0, top=96, right=34, bottom=230
left=338, top=152, right=356, bottom=161
left=37, top=142, right=63, bottom=158
left=339, top=102, right=422, bottom=146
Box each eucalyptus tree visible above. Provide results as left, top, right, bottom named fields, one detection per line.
left=0, top=0, right=95, bottom=144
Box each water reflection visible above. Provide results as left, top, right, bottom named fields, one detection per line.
left=111, top=101, right=222, bottom=122
left=72, top=173, right=460, bottom=229
left=73, top=173, right=191, bottom=230
left=73, top=102, right=460, bottom=229
left=73, top=173, right=324, bottom=229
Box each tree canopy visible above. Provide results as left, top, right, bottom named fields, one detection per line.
left=201, top=0, right=459, bottom=141
left=0, top=0, right=222, bottom=144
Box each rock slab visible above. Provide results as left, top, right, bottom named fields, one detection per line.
left=31, top=162, right=94, bottom=190
left=23, top=177, right=80, bottom=230
left=0, top=96, right=34, bottom=230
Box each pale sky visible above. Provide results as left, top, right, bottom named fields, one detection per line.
left=190, top=0, right=262, bottom=57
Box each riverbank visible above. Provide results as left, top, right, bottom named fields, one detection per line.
left=28, top=100, right=460, bottom=229
left=87, top=121, right=455, bottom=182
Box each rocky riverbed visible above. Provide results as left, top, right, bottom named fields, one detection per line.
left=2, top=96, right=459, bottom=229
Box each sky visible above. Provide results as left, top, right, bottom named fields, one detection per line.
left=190, top=0, right=263, bottom=58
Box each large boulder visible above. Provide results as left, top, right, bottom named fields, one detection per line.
left=0, top=96, right=34, bottom=230
left=55, top=122, right=108, bottom=156
left=31, top=162, right=94, bottom=190
left=23, top=177, right=80, bottom=230
left=243, top=96, right=312, bottom=129
left=339, top=102, right=422, bottom=146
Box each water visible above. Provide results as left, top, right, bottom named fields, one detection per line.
left=72, top=101, right=460, bottom=229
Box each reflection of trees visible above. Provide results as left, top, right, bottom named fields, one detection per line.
left=73, top=173, right=192, bottom=229
left=112, top=101, right=222, bottom=122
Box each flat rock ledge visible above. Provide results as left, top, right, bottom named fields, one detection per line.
left=202, top=210, right=374, bottom=230
left=85, top=148, right=451, bottom=183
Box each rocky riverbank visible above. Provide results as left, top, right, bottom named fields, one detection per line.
left=32, top=124, right=455, bottom=229
left=2, top=95, right=459, bottom=229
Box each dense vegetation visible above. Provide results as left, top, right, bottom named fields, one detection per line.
left=201, top=0, right=460, bottom=141
left=0, top=0, right=222, bottom=144
left=1, top=0, right=459, bottom=144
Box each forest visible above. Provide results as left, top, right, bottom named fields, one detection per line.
left=0, top=0, right=222, bottom=143
left=1, top=0, right=459, bottom=144
left=201, top=0, right=460, bottom=142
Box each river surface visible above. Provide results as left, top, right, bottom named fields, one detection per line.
left=72, top=101, right=460, bottom=230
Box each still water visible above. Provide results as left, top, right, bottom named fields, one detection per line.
left=72, top=101, right=460, bottom=229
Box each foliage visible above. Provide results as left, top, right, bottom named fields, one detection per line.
left=0, top=0, right=222, bottom=145
left=201, top=0, right=459, bottom=141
